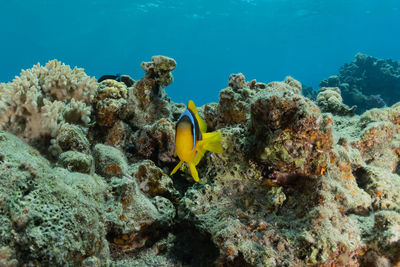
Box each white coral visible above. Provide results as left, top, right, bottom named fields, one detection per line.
left=0, top=59, right=97, bottom=142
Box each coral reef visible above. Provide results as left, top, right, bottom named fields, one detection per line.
left=127, top=55, right=176, bottom=128
left=302, top=85, right=318, bottom=101
left=317, top=87, right=355, bottom=116
left=0, top=132, right=110, bottom=266
left=0, top=60, right=96, bottom=143
left=251, top=77, right=333, bottom=177
left=320, top=53, right=400, bottom=113
left=1, top=57, right=400, bottom=266
left=94, top=79, right=128, bottom=127
left=131, top=118, right=176, bottom=165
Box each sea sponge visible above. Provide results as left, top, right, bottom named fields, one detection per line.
left=0, top=60, right=96, bottom=143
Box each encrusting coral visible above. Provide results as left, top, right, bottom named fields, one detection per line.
left=250, top=77, right=334, bottom=178
left=128, top=55, right=176, bottom=128
left=317, top=87, right=356, bottom=116
left=0, top=56, right=400, bottom=266
left=94, top=79, right=128, bottom=127
left=0, top=132, right=110, bottom=266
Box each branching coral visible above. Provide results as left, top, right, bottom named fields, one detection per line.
left=1, top=56, right=400, bottom=266
left=0, top=59, right=96, bottom=142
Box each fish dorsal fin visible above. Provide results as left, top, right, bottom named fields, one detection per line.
left=188, top=100, right=207, bottom=134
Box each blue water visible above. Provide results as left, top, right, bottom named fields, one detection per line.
left=1, top=0, right=399, bottom=106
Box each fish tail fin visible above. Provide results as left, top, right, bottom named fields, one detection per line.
left=188, top=161, right=199, bottom=182
left=188, top=100, right=207, bottom=133
left=201, top=131, right=223, bottom=154
left=170, top=160, right=184, bottom=176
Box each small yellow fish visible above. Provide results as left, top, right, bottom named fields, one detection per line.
left=170, top=100, right=222, bottom=182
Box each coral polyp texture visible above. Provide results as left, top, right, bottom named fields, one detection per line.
left=0, top=56, right=399, bottom=266
left=0, top=60, right=96, bottom=140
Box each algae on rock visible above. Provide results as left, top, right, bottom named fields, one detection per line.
left=1, top=56, right=400, bottom=266
left=0, top=132, right=110, bottom=266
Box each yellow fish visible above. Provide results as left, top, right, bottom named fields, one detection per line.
left=170, top=100, right=222, bottom=182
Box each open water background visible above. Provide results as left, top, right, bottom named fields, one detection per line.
left=0, top=0, right=399, bottom=105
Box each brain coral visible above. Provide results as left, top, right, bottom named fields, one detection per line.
left=0, top=60, right=96, bottom=142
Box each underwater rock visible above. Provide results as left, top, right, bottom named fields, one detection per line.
left=317, top=87, right=356, bottom=116
left=141, top=55, right=176, bottom=86
left=251, top=77, right=334, bottom=177
left=203, top=73, right=257, bottom=129
left=178, top=135, right=374, bottom=266
left=201, top=126, right=256, bottom=183
left=353, top=166, right=400, bottom=211
left=360, top=250, right=392, bottom=267
left=103, top=121, right=132, bottom=150
left=151, top=196, right=176, bottom=226
left=0, top=132, right=110, bottom=266
left=104, top=174, right=174, bottom=253
left=0, top=246, right=18, bottom=267
left=178, top=74, right=400, bottom=266
left=93, top=144, right=128, bottom=179
left=111, top=233, right=182, bottom=266
left=333, top=103, right=400, bottom=174
left=130, top=160, right=180, bottom=202
left=302, top=85, right=318, bottom=101
left=178, top=175, right=363, bottom=266
left=49, top=123, right=90, bottom=156
left=217, top=86, right=254, bottom=127
left=0, top=132, right=178, bottom=265
left=126, top=56, right=175, bottom=129
left=2, top=56, right=400, bottom=266
left=321, top=53, right=400, bottom=113
left=58, top=151, right=93, bottom=173
left=228, top=73, right=246, bottom=90
left=94, top=79, right=128, bottom=127
left=131, top=118, right=175, bottom=165
left=369, top=210, right=400, bottom=263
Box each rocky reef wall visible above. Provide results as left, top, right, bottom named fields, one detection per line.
left=320, top=53, right=400, bottom=114
left=0, top=56, right=399, bottom=266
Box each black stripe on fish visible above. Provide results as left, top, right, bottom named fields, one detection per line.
left=187, top=108, right=201, bottom=142
left=176, top=108, right=202, bottom=148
